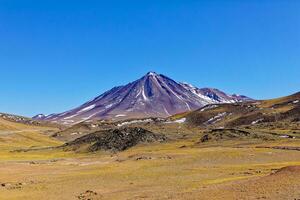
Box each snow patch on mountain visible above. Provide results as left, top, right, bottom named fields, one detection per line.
left=78, top=104, right=96, bottom=113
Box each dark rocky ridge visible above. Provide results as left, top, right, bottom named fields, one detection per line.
left=63, top=127, right=167, bottom=152
left=199, top=128, right=276, bottom=143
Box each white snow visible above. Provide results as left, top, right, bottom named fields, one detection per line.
left=251, top=118, right=264, bottom=125
left=115, top=114, right=127, bottom=117
left=293, top=100, right=299, bottom=104
left=61, top=119, right=75, bottom=125
left=148, top=72, right=157, bottom=76
left=142, top=85, right=148, bottom=101
left=78, top=104, right=95, bottom=113
left=152, top=74, right=163, bottom=90
left=163, top=107, right=171, bottom=116
left=205, top=112, right=227, bottom=124
left=90, top=124, right=98, bottom=128
left=117, top=119, right=153, bottom=127
left=180, top=83, right=218, bottom=103
left=279, top=135, right=289, bottom=138
left=165, top=118, right=186, bottom=124
left=45, top=114, right=56, bottom=119
left=185, top=102, right=191, bottom=111
left=136, top=89, right=142, bottom=98
left=200, top=105, right=218, bottom=112
left=64, top=114, right=79, bottom=120
left=162, top=81, right=191, bottom=111
left=174, top=118, right=186, bottom=123
left=62, top=120, right=74, bottom=123
left=180, top=82, right=243, bottom=104
left=181, top=82, right=194, bottom=88
left=84, top=113, right=100, bottom=120
left=35, top=114, right=44, bottom=118
left=105, top=103, right=114, bottom=109
left=80, top=109, right=105, bottom=121
left=58, top=111, right=69, bottom=117
left=279, top=135, right=295, bottom=139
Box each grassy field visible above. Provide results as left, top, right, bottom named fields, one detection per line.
left=0, top=132, right=300, bottom=199
left=0, top=117, right=300, bottom=199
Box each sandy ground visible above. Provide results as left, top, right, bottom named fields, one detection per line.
left=0, top=132, right=300, bottom=200
left=0, top=118, right=300, bottom=200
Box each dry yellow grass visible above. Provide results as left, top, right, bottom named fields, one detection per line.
left=1, top=117, right=300, bottom=199
left=0, top=136, right=300, bottom=199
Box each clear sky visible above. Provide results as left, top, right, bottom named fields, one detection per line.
left=0, top=0, right=299, bottom=117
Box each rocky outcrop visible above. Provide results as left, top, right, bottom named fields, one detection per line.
left=64, top=127, right=167, bottom=152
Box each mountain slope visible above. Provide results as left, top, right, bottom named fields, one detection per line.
left=179, top=92, right=300, bottom=128
left=34, top=72, right=251, bottom=124
left=180, top=83, right=252, bottom=103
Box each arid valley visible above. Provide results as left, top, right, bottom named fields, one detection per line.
left=1, top=89, right=300, bottom=199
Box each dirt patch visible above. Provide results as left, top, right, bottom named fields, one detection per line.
left=0, top=181, right=36, bottom=190
left=257, top=146, right=300, bottom=151
left=77, top=190, right=102, bottom=200
left=272, top=166, right=300, bottom=175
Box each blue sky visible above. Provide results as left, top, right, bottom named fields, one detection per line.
left=0, top=0, right=299, bottom=117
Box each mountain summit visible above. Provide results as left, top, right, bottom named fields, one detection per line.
left=34, top=72, right=252, bottom=124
